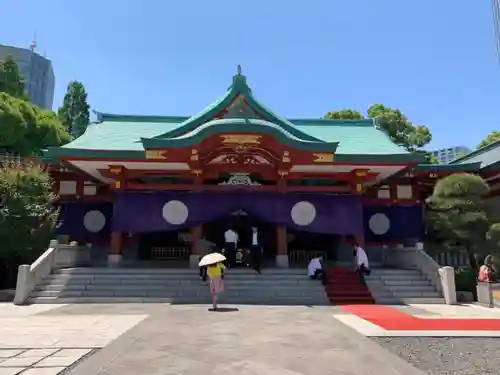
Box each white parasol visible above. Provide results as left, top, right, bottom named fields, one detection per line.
left=198, top=252, right=226, bottom=267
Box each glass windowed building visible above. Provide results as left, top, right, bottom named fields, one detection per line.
left=0, top=44, right=55, bottom=110
left=430, top=146, right=471, bottom=164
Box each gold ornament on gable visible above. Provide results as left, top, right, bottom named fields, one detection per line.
left=312, top=153, right=334, bottom=163
left=220, top=134, right=262, bottom=145
left=145, top=150, right=168, bottom=160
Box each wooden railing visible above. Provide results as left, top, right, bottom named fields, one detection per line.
left=151, top=246, right=190, bottom=260
left=289, top=250, right=327, bottom=264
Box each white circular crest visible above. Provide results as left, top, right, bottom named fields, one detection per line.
left=369, top=213, right=390, bottom=235
left=162, top=200, right=189, bottom=225
left=290, top=201, right=316, bottom=226
left=83, top=210, right=106, bottom=233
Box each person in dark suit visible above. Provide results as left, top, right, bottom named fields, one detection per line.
left=250, top=227, right=263, bottom=274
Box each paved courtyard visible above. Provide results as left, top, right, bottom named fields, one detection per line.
left=4, top=302, right=500, bottom=375
left=0, top=303, right=425, bottom=375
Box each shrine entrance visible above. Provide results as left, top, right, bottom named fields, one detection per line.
left=203, top=209, right=277, bottom=265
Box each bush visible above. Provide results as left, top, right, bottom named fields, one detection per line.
left=0, top=164, right=58, bottom=288
left=454, top=268, right=477, bottom=292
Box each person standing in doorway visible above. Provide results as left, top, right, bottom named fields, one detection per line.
left=251, top=227, right=262, bottom=274
left=224, top=227, right=238, bottom=268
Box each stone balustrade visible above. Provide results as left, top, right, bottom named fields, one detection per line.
left=13, top=239, right=83, bottom=305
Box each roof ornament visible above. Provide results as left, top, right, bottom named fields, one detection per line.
left=237, top=64, right=242, bottom=75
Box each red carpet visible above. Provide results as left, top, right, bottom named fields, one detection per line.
left=324, top=268, right=374, bottom=305
left=340, top=304, right=500, bottom=331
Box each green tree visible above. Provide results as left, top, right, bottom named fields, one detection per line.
left=0, top=55, right=25, bottom=98
left=0, top=164, right=58, bottom=287
left=477, top=131, right=500, bottom=149
left=324, top=104, right=432, bottom=152
left=367, top=104, right=431, bottom=151
left=0, top=92, right=70, bottom=156
left=58, top=81, right=90, bottom=139
left=324, top=109, right=363, bottom=120
left=425, top=173, right=491, bottom=270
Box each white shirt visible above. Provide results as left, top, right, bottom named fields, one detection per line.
left=355, top=246, right=369, bottom=268
left=224, top=229, right=238, bottom=244
left=252, top=232, right=258, bottom=245
left=308, top=257, right=322, bottom=276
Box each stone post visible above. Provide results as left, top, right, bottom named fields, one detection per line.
left=438, top=266, right=457, bottom=305
left=477, top=282, right=494, bottom=308
left=13, top=265, right=31, bottom=305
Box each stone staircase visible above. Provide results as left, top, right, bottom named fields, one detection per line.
left=28, top=267, right=330, bottom=305
left=365, top=268, right=444, bottom=304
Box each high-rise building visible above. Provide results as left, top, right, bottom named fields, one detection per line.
left=493, top=0, right=500, bottom=64
left=430, top=146, right=471, bottom=164
left=0, top=43, right=55, bottom=110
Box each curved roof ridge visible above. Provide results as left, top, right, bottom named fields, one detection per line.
left=289, top=118, right=375, bottom=127
left=141, top=118, right=338, bottom=152
left=151, top=72, right=322, bottom=143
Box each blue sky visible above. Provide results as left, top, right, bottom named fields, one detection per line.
left=0, top=0, right=499, bottom=150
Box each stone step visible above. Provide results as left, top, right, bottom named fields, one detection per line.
left=369, top=269, right=421, bottom=276
left=31, top=289, right=328, bottom=299
left=45, top=274, right=313, bottom=283
left=383, top=280, right=431, bottom=286
left=375, top=275, right=427, bottom=281
left=36, top=284, right=326, bottom=292
left=41, top=279, right=320, bottom=289
left=53, top=268, right=308, bottom=276
left=392, top=291, right=441, bottom=298
left=399, top=297, right=446, bottom=304
left=385, top=285, right=437, bottom=292
left=29, top=296, right=330, bottom=305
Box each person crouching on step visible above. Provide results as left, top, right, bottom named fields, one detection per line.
left=207, top=261, right=225, bottom=310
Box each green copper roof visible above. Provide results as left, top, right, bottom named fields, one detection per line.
left=450, top=140, right=500, bottom=171
left=142, top=118, right=339, bottom=152
left=379, top=162, right=483, bottom=184
left=44, top=70, right=425, bottom=163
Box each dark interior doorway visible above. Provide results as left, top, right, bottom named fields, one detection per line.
left=138, top=230, right=189, bottom=260
left=203, top=210, right=276, bottom=260
left=287, top=229, right=341, bottom=263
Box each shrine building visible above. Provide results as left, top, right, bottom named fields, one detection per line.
left=42, top=69, right=481, bottom=267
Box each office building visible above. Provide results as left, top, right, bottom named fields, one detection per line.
left=0, top=43, right=55, bottom=110
left=430, top=146, right=471, bottom=164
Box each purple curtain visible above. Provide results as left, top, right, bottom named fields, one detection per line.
left=57, top=202, right=113, bottom=240
left=363, top=205, right=424, bottom=242
left=113, top=191, right=363, bottom=235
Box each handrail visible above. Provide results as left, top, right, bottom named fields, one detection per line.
left=13, top=239, right=81, bottom=305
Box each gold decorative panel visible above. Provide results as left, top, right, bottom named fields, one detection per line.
left=312, top=153, right=334, bottom=163
left=190, top=149, right=199, bottom=161
left=145, top=150, right=168, bottom=160
left=220, top=134, right=262, bottom=145
left=108, top=166, right=123, bottom=175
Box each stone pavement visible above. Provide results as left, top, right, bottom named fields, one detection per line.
left=0, top=302, right=427, bottom=375
left=0, top=303, right=147, bottom=374
left=60, top=304, right=425, bottom=375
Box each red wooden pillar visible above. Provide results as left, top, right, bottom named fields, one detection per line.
left=276, top=226, right=289, bottom=268
left=189, top=225, right=203, bottom=267
left=108, top=231, right=123, bottom=266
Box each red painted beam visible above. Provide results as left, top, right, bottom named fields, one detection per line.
left=125, top=183, right=352, bottom=193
